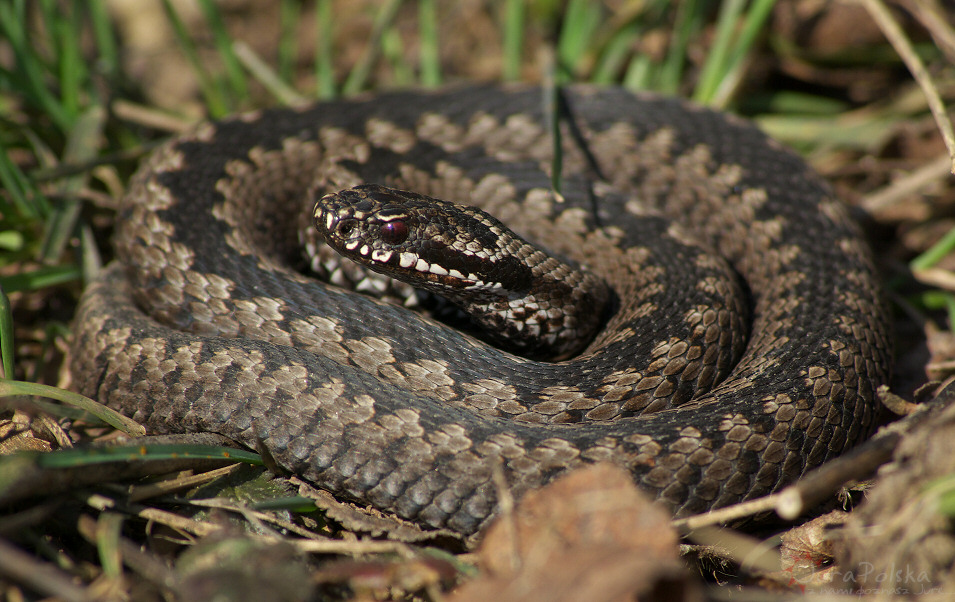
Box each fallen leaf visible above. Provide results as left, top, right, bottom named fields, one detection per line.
left=449, top=463, right=701, bottom=602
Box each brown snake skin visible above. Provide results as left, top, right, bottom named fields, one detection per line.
left=71, top=85, right=893, bottom=535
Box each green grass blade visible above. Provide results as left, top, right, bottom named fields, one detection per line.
left=382, top=30, right=415, bottom=86
left=78, top=222, right=102, bottom=283
left=556, top=0, right=602, bottom=80
left=39, top=199, right=82, bottom=265
left=251, top=496, right=321, bottom=512
left=545, top=83, right=562, bottom=195
left=719, top=0, right=776, bottom=88
left=53, top=6, right=89, bottom=118
left=196, top=0, right=250, bottom=103
left=0, top=2, right=72, bottom=129
left=0, top=231, right=24, bottom=252
left=0, top=265, right=83, bottom=292
left=742, top=90, right=849, bottom=115
left=696, top=0, right=778, bottom=107
left=692, top=0, right=745, bottom=104
left=87, top=0, right=120, bottom=80
left=918, top=291, right=955, bottom=331
left=911, top=225, right=955, bottom=271
left=0, top=285, right=13, bottom=379
left=502, top=0, right=525, bottom=81
left=0, top=144, right=48, bottom=220
left=756, top=111, right=896, bottom=150
left=96, top=513, right=124, bottom=579
left=657, top=0, right=705, bottom=94
left=0, top=379, right=145, bottom=436
left=418, top=0, right=441, bottom=87
left=277, top=0, right=300, bottom=83
left=593, top=21, right=641, bottom=84
left=39, top=105, right=106, bottom=263
left=623, top=53, right=654, bottom=90
left=159, top=0, right=228, bottom=116
left=314, top=0, right=336, bottom=98
left=233, top=42, right=308, bottom=106
left=342, top=0, right=404, bottom=95
left=36, top=444, right=263, bottom=469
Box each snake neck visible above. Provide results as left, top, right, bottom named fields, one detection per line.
left=313, top=184, right=612, bottom=360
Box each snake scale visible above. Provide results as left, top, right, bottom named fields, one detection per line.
left=71, top=85, right=892, bottom=535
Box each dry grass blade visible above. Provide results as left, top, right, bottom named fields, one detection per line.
left=0, top=538, right=93, bottom=602
left=860, top=0, right=955, bottom=173
left=862, top=153, right=953, bottom=215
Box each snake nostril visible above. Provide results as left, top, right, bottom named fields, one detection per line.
left=337, top=218, right=357, bottom=238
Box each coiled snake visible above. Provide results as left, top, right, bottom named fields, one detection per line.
left=71, top=85, right=892, bottom=535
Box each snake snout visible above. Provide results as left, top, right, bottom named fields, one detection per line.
left=312, top=193, right=340, bottom=235
left=313, top=192, right=362, bottom=243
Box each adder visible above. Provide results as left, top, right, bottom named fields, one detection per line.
left=71, top=85, right=892, bottom=535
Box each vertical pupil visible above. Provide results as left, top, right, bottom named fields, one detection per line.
left=381, top=221, right=409, bottom=244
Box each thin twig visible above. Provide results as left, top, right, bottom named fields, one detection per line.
left=672, top=494, right=783, bottom=531
left=673, top=423, right=903, bottom=530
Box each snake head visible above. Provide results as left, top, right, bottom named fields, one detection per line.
left=314, top=184, right=419, bottom=267
left=314, top=183, right=611, bottom=360
left=314, top=184, right=515, bottom=291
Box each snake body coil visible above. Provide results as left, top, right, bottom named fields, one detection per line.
left=72, top=85, right=892, bottom=534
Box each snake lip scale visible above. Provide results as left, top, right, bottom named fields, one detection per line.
left=71, top=84, right=893, bottom=535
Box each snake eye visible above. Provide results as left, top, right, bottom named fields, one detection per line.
left=380, top=220, right=409, bottom=245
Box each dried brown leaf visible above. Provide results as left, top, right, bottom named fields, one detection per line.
left=449, top=463, right=701, bottom=602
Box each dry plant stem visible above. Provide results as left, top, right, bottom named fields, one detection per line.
left=901, top=0, right=955, bottom=62
left=0, top=538, right=93, bottom=602
left=186, top=497, right=330, bottom=541
left=862, top=154, right=955, bottom=214
left=672, top=495, right=782, bottom=531
left=673, top=428, right=901, bottom=530
left=931, top=360, right=955, bottom=374
left=682, top=526, right=781, bottom=576
left=913, top=266, right=955, bottom=292
left=491, top=459, right=521, bottom=572
left=111, top=99, right=196, bottom=133
left=295, top=540, right=416, bottom=555
left=859, top=0, right=955, bottom=173
left=127, top=464, right=244, bottom=503
left=876, top=384, right=923, bottom=416
left=774, top=432, right=900, bottom=520
left=116, top=537, right=178, bottom=591
left=137, top=506, right=218, bottom=538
